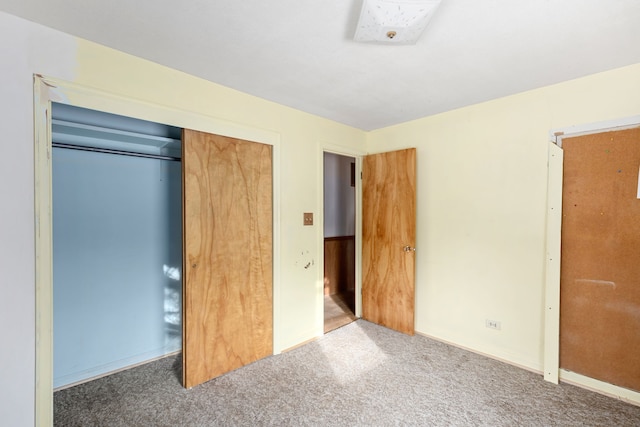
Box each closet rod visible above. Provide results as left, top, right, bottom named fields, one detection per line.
left=52, top=142, right=181, bottom=162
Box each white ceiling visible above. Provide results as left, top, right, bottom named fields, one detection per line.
left=2, top=0, right=640, bottom=130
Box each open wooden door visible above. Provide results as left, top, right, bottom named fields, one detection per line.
left=182, top=129, right=272, bottom=389
left=362, top=148, right=416, bottom=335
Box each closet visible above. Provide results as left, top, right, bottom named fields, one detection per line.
left=52, top=103, right=183, bottom=389
left=52, top=103, right=274, bottom=390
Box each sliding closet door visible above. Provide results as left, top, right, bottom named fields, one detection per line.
left=560, top=128, right=640, bottom=392
left=182, top=129, right=272, bottom=388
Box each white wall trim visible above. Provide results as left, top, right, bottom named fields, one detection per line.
left=421, top=330, right=640, bottom=407
left=544, top=116, right=640, bottom=391
left=54, top=351, right=181, bottom=392
left=560, top=370, right=640, bottom=407
left=549, top=115, right=640, bottom=147
left=34, top=75, right=283, bottom=425
left=416, top=330, right=543, bottom=376
left=543, top=142, right=563, bottom=384
left=34, top=75, right=55, bottom=427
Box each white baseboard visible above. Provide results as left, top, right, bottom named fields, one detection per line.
left=415, top=331, right=640, bottom=407
left=54, top=348, right=181, bottom=391
left=415, top=330, right=542, bottom=375
left=560, top=369, right=640, bottom=407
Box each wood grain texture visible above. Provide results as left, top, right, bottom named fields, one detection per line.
left=182, top=129, right=272, bottom=388
left=362, top=148, right=416, bottom=335
left=560, top=128, right=640, bottom=392
left=323, top=236, right=355, bottom=296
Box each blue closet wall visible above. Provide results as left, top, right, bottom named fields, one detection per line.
left=52, top=104, right=182, bottom=388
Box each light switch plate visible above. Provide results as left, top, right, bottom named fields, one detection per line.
left=303, top=212, right=313, bottom=226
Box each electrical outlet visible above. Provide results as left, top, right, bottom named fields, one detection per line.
left=485, top=319, right=501, bottom=330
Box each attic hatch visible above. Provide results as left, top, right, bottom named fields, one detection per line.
left=51, top=102, right=182, bottom=160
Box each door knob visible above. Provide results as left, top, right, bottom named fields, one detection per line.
left=403, top=245, right=416, bottom=252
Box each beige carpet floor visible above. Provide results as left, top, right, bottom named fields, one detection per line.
left=55, top=320, right=640, bottom=426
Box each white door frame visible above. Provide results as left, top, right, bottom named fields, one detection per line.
left=544, top=115, right=640, bottom=405
left=34, top=75, right=282, bottom=425
left=317, top=142, right=366, bottom=335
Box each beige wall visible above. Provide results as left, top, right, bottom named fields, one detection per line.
left=0, top=12, right=364, bottom=426
left=70, top=37, right=367, bottom=350
left=368, top=63, right=640, bottom=370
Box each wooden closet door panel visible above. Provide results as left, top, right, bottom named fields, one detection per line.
left=560, top=128, right=640, bottom=392
left=183, top=129, right=272, bottom=388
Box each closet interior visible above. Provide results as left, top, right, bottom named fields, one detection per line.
left=52, top=103, right=182, bottom=389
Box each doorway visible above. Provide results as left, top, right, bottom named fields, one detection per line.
left=323, top=152, right=357, bottom=332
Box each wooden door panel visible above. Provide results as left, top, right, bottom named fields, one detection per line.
left=324, top=236, right=355, bottom=297
left=560, top=128, right=640, bottom=392
left=362, top=148, right=416, bottom=335
left=183, top=129, right=272, bottom=388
